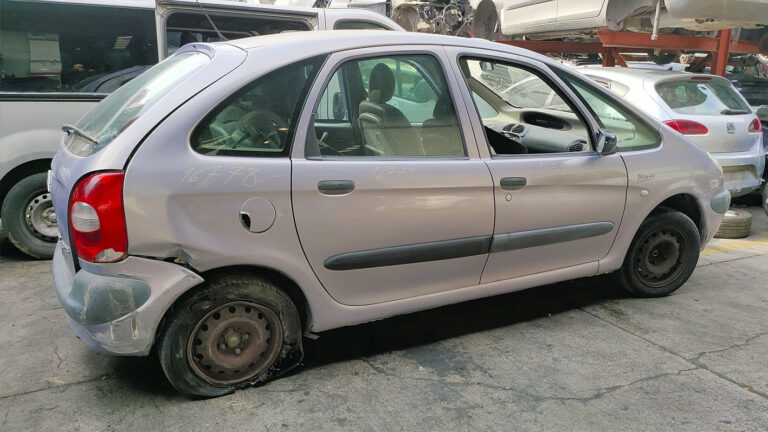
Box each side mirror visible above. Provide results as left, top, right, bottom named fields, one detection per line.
left=596, top=128, right=617, bottom=155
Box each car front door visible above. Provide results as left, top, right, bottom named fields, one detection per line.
left=291, top=47, right=495, bottom=306
left=446, top=48, right=628, bottom=284
left=501, top=0, right=556, bottom=31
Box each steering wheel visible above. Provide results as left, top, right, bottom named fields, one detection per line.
left=234, top=110, right=286, bottom=150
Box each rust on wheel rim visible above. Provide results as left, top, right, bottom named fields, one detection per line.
left=635, top=228, right=686, bottom=288
left=187, top=301, right=282, bottom=387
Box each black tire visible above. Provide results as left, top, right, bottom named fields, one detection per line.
left=714, top=209, right=752, bottom=239
left=0, top=173, right=56, bottom=259
left=471, top=1, right=502, bottom=40
left=648, top=53, right=681, bottom=65
left=761, top=183, right=768, bottom=218
left=157, top=273, right=303, bottom=398
left=616, top=210, right=700, bottom=297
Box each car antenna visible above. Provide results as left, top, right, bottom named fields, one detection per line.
left=195, top=0, right=227, bottom=41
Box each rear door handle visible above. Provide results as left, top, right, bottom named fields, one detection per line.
left=500, top=177, right=527, bottom=190
left=317, top=180, right=355, bottom=195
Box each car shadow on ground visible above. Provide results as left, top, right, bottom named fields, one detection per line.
left=111, top=274, right=626, bottom=397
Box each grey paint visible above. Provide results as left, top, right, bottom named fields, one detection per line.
left=491, top=222, right=615, bottom=253
left=324, top=235, right=493, bottom=270
left=56, top=265, right=151, bottom=325
left=710, top=190, right=731, bottom=215
left=49, top=31, right=727, bottom=356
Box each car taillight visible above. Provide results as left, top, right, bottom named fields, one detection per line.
left=748, top=117, right=761, bottom=133
left=68, top=171, right=127, bottom=263
left=663, top=119, right=709, bottom=135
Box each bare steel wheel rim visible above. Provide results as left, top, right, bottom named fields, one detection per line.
left=25, top=192, right=58, bottom=240
left=635, top=228, right=687, bottom=288
left=187, top=301, right=283, bottom=387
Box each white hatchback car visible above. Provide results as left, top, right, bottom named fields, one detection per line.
left=51, top=31, right=728, bottom=397
left=581, top=68, right=765, bottom=197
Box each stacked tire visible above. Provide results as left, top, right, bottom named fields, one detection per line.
left=714, top=209, right=752, bottom=239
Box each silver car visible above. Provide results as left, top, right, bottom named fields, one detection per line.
left=51, top=31, right=729, bottom=397
left=581, top=68, right=766, bottom=198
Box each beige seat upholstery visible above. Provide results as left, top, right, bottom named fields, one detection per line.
left=421, top=91, right=464, bottom=156
left=358, top=63, right=424, bottom=156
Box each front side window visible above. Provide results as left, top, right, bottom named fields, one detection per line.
left=459, top=57, right=591, bottom=155
left=165, top=12, right=311, bottom=56
left=312, top=54, right=465, bottom=157
left=192, top=56, right=325, bottom=156
left=557, top=70, right=660, bottom=151
left=655, top=78, right=751, bottom=115
left=0, top=1, right=157, bottom=94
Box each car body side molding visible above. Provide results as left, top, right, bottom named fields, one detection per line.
left=324, top=235, right=493, bottom=271
left=324, top=221, right=615, bottom=271
left=490, top=222, right=615, bottom=253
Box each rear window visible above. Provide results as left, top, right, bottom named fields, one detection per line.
left=655, top=79, right=751, bottom=115
left=0, top=0, right=157, bottom=94
left=69, top=51, right=209, bottom=155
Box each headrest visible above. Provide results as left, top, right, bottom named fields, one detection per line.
left=368, top=63, right=395, bottom=104
left=432, top=91, right=453, bottom=118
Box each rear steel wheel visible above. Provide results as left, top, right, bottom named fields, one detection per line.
left=157, top=274, right=303, bottom=398
left=187, top=301, right=282, bottom=387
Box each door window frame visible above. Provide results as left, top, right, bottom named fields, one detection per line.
left=444, top=47, right=606, bottom=160
left=293, top=46, right=480, bottom=161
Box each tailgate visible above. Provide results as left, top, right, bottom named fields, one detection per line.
left=49, top=44, right=246, bottom=267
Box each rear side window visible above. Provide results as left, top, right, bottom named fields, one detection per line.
left=0, top=1, right=157, bottom=94
left=192, top=56, right=326, bottom=156
left=70, top=52, right=209, bottom=155
left=655, top=79, right=751, bottom=115
left=165, top=12, right=311, bottom=56
left=334, top=20, right=390, bottom=30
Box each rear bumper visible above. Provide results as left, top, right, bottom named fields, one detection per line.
left=53, top=244, right=204, bottom=355
left=713, top=146, right=765, bottom=198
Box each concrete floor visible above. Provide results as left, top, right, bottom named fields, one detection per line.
left=1, top=207, right=767, bottom=431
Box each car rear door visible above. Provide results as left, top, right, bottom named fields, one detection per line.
left=291, top=46, right=495, bottom=306
left=444, top=47, right=629, bottom=284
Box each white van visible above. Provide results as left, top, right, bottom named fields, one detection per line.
left=0, top=0, right=400, bottom=259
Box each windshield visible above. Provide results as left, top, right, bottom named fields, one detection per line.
left=72, top=51, right=209, bottom=154
left=465, top=60, right=571, bottom=111
left=655, top=78, right=751, bottom=115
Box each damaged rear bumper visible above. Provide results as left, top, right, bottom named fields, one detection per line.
left=53, top=244, right=204, bottom=355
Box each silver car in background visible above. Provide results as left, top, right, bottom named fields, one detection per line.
left=50, top=31, right=728, bottom=397
left=581, top=68, right=765, bottom=197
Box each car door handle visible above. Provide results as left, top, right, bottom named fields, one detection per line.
left=317, top=180, right=355, bottom=195
left=500, top=177, right=527, bottom=190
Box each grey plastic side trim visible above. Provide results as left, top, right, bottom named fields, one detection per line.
left=324, top=235, right=493, bottom=270
left=491, top=222, right=615, bottom=253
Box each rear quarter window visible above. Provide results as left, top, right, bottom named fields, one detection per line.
left=655, top=79, right=751, bottom=115
left=191, top=56, right=326, bottom=157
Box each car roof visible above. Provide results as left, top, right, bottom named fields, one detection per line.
left=37, top=0, right=326, bottom=15
left=578, top=66, right=731, bottom=86
left=225, top=30, right=556, bottom=64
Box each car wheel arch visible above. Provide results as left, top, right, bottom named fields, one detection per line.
left=155, top=264, right=313, bottom=346
left=0, top=158, right=53, bottom=211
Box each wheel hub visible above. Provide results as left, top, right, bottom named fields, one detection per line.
left=635, top=229, right=685, bottom=287
left=25, top=193, right=58, bottom=240
left=187, top=301, right=282, bottom=387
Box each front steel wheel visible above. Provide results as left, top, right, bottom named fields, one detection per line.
left=617, top=210, right=700, bottom=297
left=158, top=274, right=303, bottom=398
